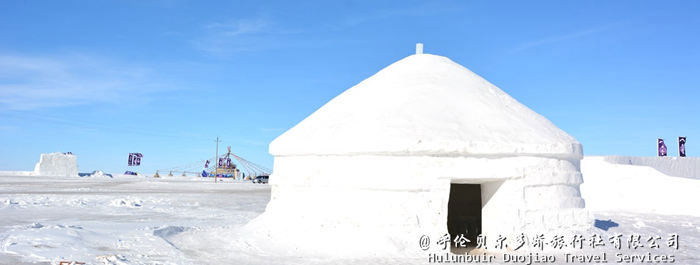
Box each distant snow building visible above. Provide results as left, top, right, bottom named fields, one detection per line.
left=248, top=45, right=590, bottom=256
left=33, top=152, right=78, bottom=177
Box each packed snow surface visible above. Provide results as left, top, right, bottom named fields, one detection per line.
left=0, top=175, right=270, bottom=265
left=0, top=156, right=697, bottom=264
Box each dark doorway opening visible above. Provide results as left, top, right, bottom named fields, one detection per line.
left=447, top=183, right=482, bottom=250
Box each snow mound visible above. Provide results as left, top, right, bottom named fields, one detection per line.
left=110, top=198, right=143, bottom=208
left=96, top=254, right=129, bottom=265
left=33, top=152, right=78, bottom=177
left=581, top=156, right=700, bottom=216
left=79, top=170, right=113, bottom=178
left=153, top=226, right=187, bottom=238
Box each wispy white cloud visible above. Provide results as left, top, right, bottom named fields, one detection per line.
left=0, top=125, right=18, bottom=132
left=205, top=17, right=270, bottom=37
left=191, top=4, right=453, bottom=56
left=239, top=139, right=270, bottom=147
left=0, top=53, right=166, bottom=110
left=508, top=24, right=618, bottom=54
left=193, top=16, right=293, bottom=55
left=335, top=3, right=452, bottom=30
left=258, top=127, right=284, bottom=133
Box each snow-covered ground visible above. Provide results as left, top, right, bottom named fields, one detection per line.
left=0, top=156, right=699, bottom=264
left=0, top=175, right=270, bottom=265
left=581, top=156, right=700, bottom=216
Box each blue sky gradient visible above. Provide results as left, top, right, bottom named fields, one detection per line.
left=1, top=1, right=698, bottom=173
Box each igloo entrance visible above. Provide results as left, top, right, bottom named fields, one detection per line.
left=447, top=183, right=482, bottom=249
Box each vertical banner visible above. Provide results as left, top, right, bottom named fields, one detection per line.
left=128, top=153, right=143, bottom=166
left=226, top=158, right=232, bottom=168
left=679, top=137, right=686, bottom=157
left=204, top=160, right=210, bottom=168
left=658, top=139, right=667, bottom=157
left=218, top=158, right=223, bottom=168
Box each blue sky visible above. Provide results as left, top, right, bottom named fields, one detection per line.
left=1, top=1, right=698, bottom=173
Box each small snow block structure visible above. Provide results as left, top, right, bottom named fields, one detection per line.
left=249, top=47, right=590, bottom=256
left=33, top=152, right=78, bottom=177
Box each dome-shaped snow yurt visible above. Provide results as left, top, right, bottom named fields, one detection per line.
left=247, top=44, right=590, bottom=256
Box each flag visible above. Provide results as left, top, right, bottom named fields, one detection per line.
left=658, top=139, right=667, bottom=157
left=134, top=153, right=142, bottom=166
left=201, top=170, right=208, bottom=177
left=204, top=160, right=210, bottom=168
left=679, top=137, right=686, bottom=157
left=128, top=153, right=143, bottom=166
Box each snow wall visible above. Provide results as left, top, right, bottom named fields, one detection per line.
left=245, top=155, right=592, bottom=258
left=603, top=156, right=699, bottom=179
left=33, top=153, right=78, bottom=177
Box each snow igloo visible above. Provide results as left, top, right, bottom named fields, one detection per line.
left=248, top=45, right=590, bottom=256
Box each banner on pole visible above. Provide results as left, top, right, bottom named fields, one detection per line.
left=128, top=153, right=143, bottom=166
left=679, top=137, right=686, bottom=157
left=204, top=160, right=210, bottom=168
left=657, top=139, right=667, bottom=157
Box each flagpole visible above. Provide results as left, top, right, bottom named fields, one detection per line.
left=215, top=137, right=219, bottom=183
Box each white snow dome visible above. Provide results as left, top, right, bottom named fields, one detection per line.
left=248, top=45, right=590, bottom=258
left=270, top=52, right=582, bottom=158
